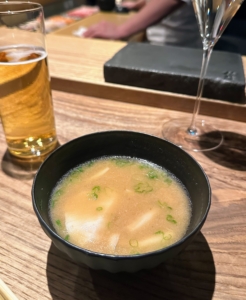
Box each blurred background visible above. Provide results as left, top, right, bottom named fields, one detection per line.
left=32, top=0, right=246, bottom=54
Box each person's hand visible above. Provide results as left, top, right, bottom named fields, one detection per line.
left=83, top=21, right=123, bottom=39
left=121, top=1, right=138, bottom=9
left=122, top=0, right=146, bottom=10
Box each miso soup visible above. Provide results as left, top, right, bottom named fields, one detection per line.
left=49, top=157, right=191, bottom=255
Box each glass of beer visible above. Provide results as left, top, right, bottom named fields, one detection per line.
left=0, top=1, right=57, bottom=159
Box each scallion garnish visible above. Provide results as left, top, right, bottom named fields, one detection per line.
left=89, top=186, right=101, bottom=200
left=157, top=200, right=172, bottom=210
left=134, top=182, right=153, bottom=193
left=147, top=170, right=158, bottom=179
left=166, top=215, right=177, bottom=224
left=162, top=173, right=172, bottom=185
left=157, top=200, right=165, bottom=208
left=70, top=166, right=84, bottom=178
left=86, top=161, right=94, bottom=167
left=51, top=199, right=58, bottom=208
left=54, top=189, right=63, bottom=197
left=139, top=164, right=149, bottom=169
left=107, top=222, right=112, bottom=229
left=155, top=230, right=164, bottom=236
left=164, top=234, right=172, bottom=240
left=51, top=188, right=63, bottom=207
left=129, top=239, right=138, bottom=247
left=112, top=158, right=133, bottom=167
left=155, top=230, right=172, bottom=240
left=96, top=207, right=103, bottom=211
left=56, top=219, right=62, bottom=227
left=93, top=186, right=100, bottom=192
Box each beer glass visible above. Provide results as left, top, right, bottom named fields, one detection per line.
left=0, top=1, right=57, bottom=159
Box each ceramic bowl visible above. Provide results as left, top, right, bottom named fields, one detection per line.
left=32, top=131, right=211, bottom=273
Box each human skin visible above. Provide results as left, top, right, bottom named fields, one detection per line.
left=121, top=0, right=147, bottom=10
left=83, top=0, right=183, bottom=40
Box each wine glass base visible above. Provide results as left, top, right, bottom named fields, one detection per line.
left=162, top=118, right=223, bottom=152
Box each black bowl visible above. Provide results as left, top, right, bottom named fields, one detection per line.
left=32, top=131, right=211, bottom=273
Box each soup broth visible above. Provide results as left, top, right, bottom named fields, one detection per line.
left=49, top=157, right=191, bottom=255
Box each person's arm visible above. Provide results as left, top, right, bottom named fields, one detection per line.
left=83, top=0, right=183, bottom=39
left=121, top=0, right=147, bottom=11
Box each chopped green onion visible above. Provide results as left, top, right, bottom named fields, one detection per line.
left=107, top=222, right=112, bottom=229
left=164, top=234, right=172, bottom=240
left=112, top=158, right=133, bottom=167
left=147, top=170, right=158, bottom=179
left=64, top=234, right=70, bottom=241
left=155, top=230, right=164, bottom=236
left=70, top=166, right=84, bottom=178
left=93, top=186, right=100, bottom=192
left=96, top=207, right=103, bottom=211
left=86, top=161, right=94, bottom=167
left=51, top=199, right=58, bottom=208
left=129, top=239, right=138, bottom=247
left=155, top=230, right=165, bottom=239
left=161, top=173, right=172, bottom=185
left=134, top=182, right=153, bottom=194
left=155, top=230, right=172, bottom=240
left=165, top=177, right=172, bottom=185
left=92, top=193, right=98, bottom=199
left=158, top=201, right=165, bottom=208
left=56, top=219, right=62, bottom=227
left=166, top=215, right=177, bottom=224
left=89, top=186, right=101, bottom=200
left=51, top=188, right=64, bottom=207
left=139, top=164, right=149, bottom=169
left=54, top=189, right=63, bottom=197
left=157, top=200, right=172, bottom=210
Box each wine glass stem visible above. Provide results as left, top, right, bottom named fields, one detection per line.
left=188, top=46, right=213, bottom=135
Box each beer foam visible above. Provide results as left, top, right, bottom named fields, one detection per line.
left=7, top=50, right=38, bottom=61
left=0, top=46, right=47, bottom=65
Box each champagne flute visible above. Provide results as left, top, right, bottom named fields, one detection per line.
left=162, top=0, right=244, bottom=152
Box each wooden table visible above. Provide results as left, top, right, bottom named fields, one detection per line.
left=1, top=89, right=246, bottom=300
left=46, top=35, right=246, bottom=123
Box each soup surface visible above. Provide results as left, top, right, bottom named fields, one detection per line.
left=49, top=157, right=191, bottom=255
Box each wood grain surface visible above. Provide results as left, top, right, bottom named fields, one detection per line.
left=46, top=35, right=246, bottom=122
left=1, top=90, right=246, bottom=300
